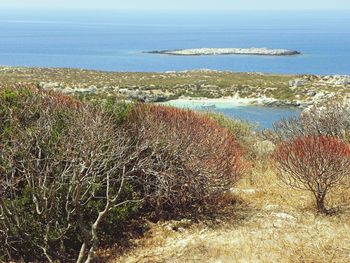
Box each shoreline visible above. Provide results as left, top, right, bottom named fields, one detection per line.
left=0, top=66, right=349, bottom=109
left=161, top=96, right=306, bottom=109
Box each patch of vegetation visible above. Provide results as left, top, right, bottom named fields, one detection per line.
left=1, top=66, right=348, bottom=105
left=126, top=104, right=246, bottom=218
left=274, top=136, right=350, bottom=213
left=1, top=80, right=350, bottom=262
left=0, top=85, right=246, bottom=262
left=0, top=86, right=140, bottom=262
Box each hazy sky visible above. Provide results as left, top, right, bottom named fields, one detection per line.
left=2, top=0, right=350, bottom=10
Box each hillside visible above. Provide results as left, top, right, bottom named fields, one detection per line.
left=113, top=163, right=350, bottom=263
left=1, top=73, right=350, bottom=263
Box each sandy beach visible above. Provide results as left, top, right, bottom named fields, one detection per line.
left=161, top=96, right=278, bottom=108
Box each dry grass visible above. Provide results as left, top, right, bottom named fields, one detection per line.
left=111, top=161, right=350, bottom=263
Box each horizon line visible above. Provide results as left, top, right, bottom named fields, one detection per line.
left=2, top=7, right=350, bottom=11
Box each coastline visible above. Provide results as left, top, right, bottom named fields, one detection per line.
left=0, top=66, right=349, bottom=109
left=162, top=96, right=281, bottom=107
left=161, top=95, right=307, bottom=109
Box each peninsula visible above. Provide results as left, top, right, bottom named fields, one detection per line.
left=146, top=48, right=301, bottom=56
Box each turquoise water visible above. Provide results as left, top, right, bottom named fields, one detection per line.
left=162, top=100, right=301, bottom=129
left=0, top=10, right=350, bottom=74
left=0, top=10, right=339, bottom=126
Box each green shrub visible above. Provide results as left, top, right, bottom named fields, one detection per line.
left=0, top=86, right=139, bottom=262
left=203, top=111, right=269, bottom=161
left=204, top=112, right=256, bottom=143
left=103, top=98, right=135, bottom=124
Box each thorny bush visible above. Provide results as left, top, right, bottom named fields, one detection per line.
left=269, top=98, right=350, bottom=143
left=273, top=135, right=350, bottom=213
left=0, top=86, right=139, bottom=263
left=127, top=104, right=246, bottom=217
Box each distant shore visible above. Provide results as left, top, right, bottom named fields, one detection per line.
left=146, top=48, right=301, bottom=56
left=161, top=96, right=303, bottom=109
left=162, top=96, right=273, bottom=107
left=1, top=66, right=349, bottom=109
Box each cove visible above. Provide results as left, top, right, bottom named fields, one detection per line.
left=161, top=99, right=302, bottom=129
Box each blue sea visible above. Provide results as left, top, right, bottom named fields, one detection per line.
left=1, top=9, right=348, bottom=127
left=0, top=9, right=350, bottom=74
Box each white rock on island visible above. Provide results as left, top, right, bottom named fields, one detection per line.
left=147, top=48, right=301, bottom=56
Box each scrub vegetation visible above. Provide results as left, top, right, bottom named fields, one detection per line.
left=1, top=66, right=349, bottom=107
left=0, top=85, right=244, bottom=262
left=1, top=82, right=350, bottom=263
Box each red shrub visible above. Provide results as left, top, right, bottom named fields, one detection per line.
left=273, top=136, right=350, bottom=213
left=127, top=104, right=246, bottom=216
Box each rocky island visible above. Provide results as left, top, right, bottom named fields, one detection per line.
left=147, top=48, right=301, bottom=56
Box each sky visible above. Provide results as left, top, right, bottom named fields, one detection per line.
left=2, top=0, right=350, bottom=10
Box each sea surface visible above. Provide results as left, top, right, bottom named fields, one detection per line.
left=0, top=10, right=350, bottom=75
left=162, top=100, right=301, bottom=129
